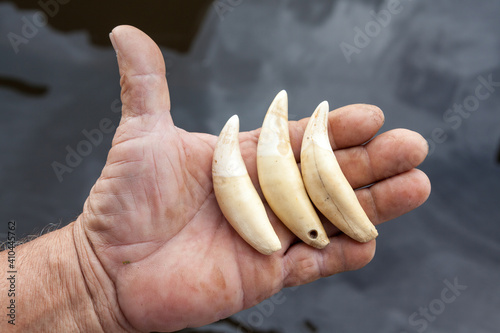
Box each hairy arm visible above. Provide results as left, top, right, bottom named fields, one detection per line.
left=0, top=222, right=135, bottom=332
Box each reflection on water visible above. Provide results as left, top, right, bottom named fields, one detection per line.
left=0, top=76, right=47, bottom=95
left=1, top=0, right=500, bottom=332
left=9, top=0, right=212, bottom=51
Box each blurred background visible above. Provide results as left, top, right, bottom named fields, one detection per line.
left=1, top=0, right=500, bottom=332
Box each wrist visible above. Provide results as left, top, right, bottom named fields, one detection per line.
left=0, top=220, right=138, bottom=332
left=1, top=223, right=104, bottom=331
left=72, top=218, right=139, bottom=332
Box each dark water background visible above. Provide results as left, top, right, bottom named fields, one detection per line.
left=1, top=0, right=500, bottom=332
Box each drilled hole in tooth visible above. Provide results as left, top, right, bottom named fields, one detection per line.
left=308, top=230, right=318, bottom=240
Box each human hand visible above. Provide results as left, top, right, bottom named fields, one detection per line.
left=74, top=25, right=431, bottom=332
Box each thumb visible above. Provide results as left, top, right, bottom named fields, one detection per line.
left=109, top=25, right=172, bottom=122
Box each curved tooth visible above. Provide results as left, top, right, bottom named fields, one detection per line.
left=301, top=102, right=378, bottom=243
left=257, top=91, right=329, bottom=249
left=213, top=115, right=282, bottom=255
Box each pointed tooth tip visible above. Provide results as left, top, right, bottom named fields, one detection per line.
left=265, top=90, right=288, bottom=120
left=223, top=114, right=240, bottom=132
left=314, top=101, right=329, bottom=116
left=228, top=114, right=239, bottom=124
left=318, top=101, right=329, bottom=111
left=275, top=90, right=288, bottom=103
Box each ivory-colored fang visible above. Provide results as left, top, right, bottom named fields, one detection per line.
left=301, top=101, right=378, bottom=243
left=257, top=91, right=329, bottom=249
left=212, top=115, right=282, bottom=255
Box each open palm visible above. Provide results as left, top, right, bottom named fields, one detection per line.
left=75, top=26, right=431, bottom=332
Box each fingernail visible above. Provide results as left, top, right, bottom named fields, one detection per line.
left=109, top=32, right=118, bottom=54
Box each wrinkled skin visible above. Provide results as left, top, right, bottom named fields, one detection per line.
left=76, top=26, right=431, bottom=332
